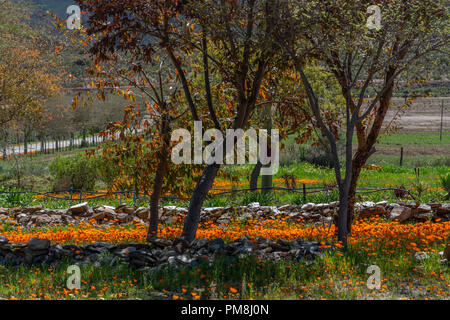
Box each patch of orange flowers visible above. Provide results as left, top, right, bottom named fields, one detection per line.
left=0, top=217, right=448, bottom=254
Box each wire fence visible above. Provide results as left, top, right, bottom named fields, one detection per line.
left=0, top=184, right=417, bottom=207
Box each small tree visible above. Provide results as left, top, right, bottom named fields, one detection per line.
left=76, top=0, right=284, bottom=243
left=280, top=0, right=448, bottom=245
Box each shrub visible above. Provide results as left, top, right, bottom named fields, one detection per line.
left=241, top=191, right=276, bottom=206
left=49, top=154, right=98, bottom=191
left=0, top=186, right=28, bottom=207
left=441, top=173, right=450, bottom=200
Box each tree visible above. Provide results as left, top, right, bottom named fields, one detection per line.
left=0, top=0, right=62, bottom=134
left=279, top=0, right=448, bottom=245
left=75, top=0, right=283, bottom=243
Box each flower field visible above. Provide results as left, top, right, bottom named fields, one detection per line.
left=0, top=216, right=448, bottom=300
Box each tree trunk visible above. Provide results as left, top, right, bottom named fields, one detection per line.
left=249, top=161, right=262, bottom=190
left=346, top=151, right=369, bottom=234
left=261, top=104, right=273, bottom=194
left=337, top=184, right=349, bottom=247
left=181, top=163, right=221, bottom=242
left=147, top=147, right=169, bottom=241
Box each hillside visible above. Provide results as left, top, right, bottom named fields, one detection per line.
left=31, top=0, right=72, bottom=17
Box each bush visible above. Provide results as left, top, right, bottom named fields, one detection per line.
left=441, top=173, right=450, bottom=200
left=49, top=154, right=98, bottom=191
left=241, top=191, right=276, bottom=206
left=0, top=186, right=28, bottom=207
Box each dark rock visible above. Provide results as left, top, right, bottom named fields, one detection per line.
left=0, top=236, right=8, bottom=245
left=27, top=238, right=50, bottom=251
left=207, top=238, right=225, bottom=251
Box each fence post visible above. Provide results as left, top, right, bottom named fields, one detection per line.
left=303, top=183, right=306, bottom=202
left=440, top=100, right=444, bottom=141
left=400, top=147, right=404, bottom=167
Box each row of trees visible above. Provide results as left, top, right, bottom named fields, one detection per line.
left=0, top=0, right=130, bottom=159
left=60, top=0, right=447, bottom=246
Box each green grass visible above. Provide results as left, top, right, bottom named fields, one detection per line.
left=0, top=244, right=447, bottom=300
left=0, top=160, right=448, bottom=208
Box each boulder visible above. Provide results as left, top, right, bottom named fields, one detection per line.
left=135, top=208, right=150, bottom=220
left=0, top=236, right=8, bottom=245
left=389, top=206, right=413, bottom=222
left=417, top=204, right=432, bottom=213
left=301, top=203, right=316, bottom=211
left=22, top=205, right=43, bottom=214
left=68, top=202, right=89, bottom=216
left=50, top=215, right=63, bottom=224
left=115, top=205, right=135, bottom=215
left=33, top=214, right=52, bottom=226
left=91, top=211, right=106, bottom=221
left=115, top=213, right=131, bottom=223
left=436, top=203, right=450, bottom=216
left=376, top=201, right=388, bottom=207
left=0, top=208, right=9, bottom=215
left=414, top=211, right=434, bottom=222
left=443, top=244, right=450, bottom=261
left=278, top=204, right=292, bottom=211
left=248, top=202, right=260, bottom=209
left=358, top=206, right=388, bottom=218
left=27, top=237, right=50, bottom=251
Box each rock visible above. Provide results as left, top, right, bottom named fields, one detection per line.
left=68, top=202, right=89, bottom=216
left=436, top=203, right=450, bottom=216
left=203, top=207, right=227, bottom=215
left=417, top=204, right=432, bottom=213
left=414, top=251, right=430, bottom=261
left=329, top=201, right=339, bottom=208
left=376, top=201, right=388, bottom=207
left=95, top=206, right=116, bottom=218
left=135, top=208, right=150, bottom=220
left=0, top=208, right=8, bottom=215
left=176, top=254, right=193, bottom=265
left=85, top=242, right=116, bottom=254
left=358, top=206, right=387, bottom=218
left=444, top=244, right=450, bottom=261
left=91, top=212, right=106, bottom=221
left=301, top=203, right=316, bottom=211
left=50, top=215, right=63, bottom=224
left=278, top=205, right=292, bottom=211
left=115, top=205, right=135, bottom=215
left=390, top=206, right=413, bottom=222
left=248, top=202, right=260, bottom=209
left=27, top=237, right=50, bottom=251
left=361, top=201, right=376, bottom=207
left=33, top=214, right=52, bottom=226
left=17, top=213, right=30, bottom=224
left=150, top=238, right=173, bottom=248
left=207, top=238, right=225, bottom=251
left=22, top=205, right=43, bottom=214
left=414, top=211, right=433, bottom=222
left=0, top=236, right=9, bottom=245
left=115, top=213, right=131, bottom=223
